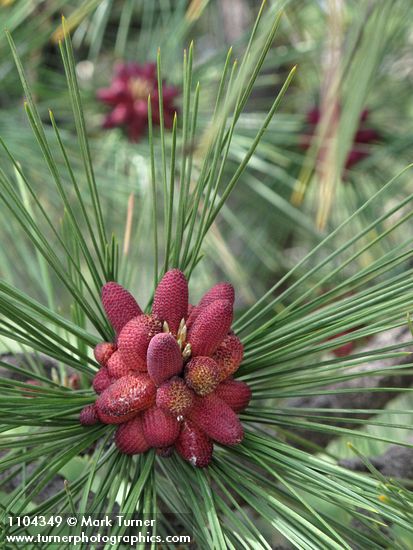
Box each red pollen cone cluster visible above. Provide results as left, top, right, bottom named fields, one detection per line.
left=97, top=62, right=178, bottom=142
left=302, top=106, right=380, bottom=173
left=80, top=269, right=251, bottom=468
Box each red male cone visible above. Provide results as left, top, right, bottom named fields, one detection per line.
left=115, top=415, right=151, bottom=454
left=117, top=315, right=162, bottom=371
left=94, top=342, right=116, bottom=366
left=152, top=269, right=188, bottom=334
left=187, top=300, right=233, bottom=356
left=96, top=374, right=155, bottom=424
left=215, top=379, right=251, bottom=412
left=212, top=334, right=244, bottom=381
left=80, top=404, right=99, bottom=425
left=187, top=282, right=234, bottom=328
left=147, top=333, right=183, bottom=385
left=143, top=406, right=181, bottom=447
left=92, top=367, right=113, bottom=394
left=156, top=377, right=194, bottom=416
left=102, top=282, right=142, bottom=335
left=188, top=394, right=243, bottom=445
left=175, top=420, right=213, bottom=468
left=107, top=351, right=133, bottom=378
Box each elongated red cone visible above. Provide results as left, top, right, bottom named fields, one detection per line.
left=94, top=342, right=116, bottom=367
left=118, top=315, right=162, bottom=370
left=156, top=377, right=194, bottom=416
left=212, top=334, right=244, bottom=381
left=107, top=351, right=133, bottom=378
left=152, top=269, right=188, bottom=334
left=93, top=367, right=113, bottom=394
left=187, top=300, right=233, bottom=357
left=80, top=404, right=99, bottom=425
left=188, top=394, right=243, bottom=445
left=175, top=419, right=213, bottom=468
left=142, top=406, right=181, bottom=447
left=147, top=333, right=183, bottom=386
left=102, top=282, right=142, bottom=334
left=184, top=357, right=220, bottom=396
left=115, top=415, right=150, bottom=454
left=96, top=374, right=156, bottom=424
left=214, top=379, right=251, bottom=412
left=198, top=282, right=235, bottom=309
left=187, top=282, right=234, bottom=328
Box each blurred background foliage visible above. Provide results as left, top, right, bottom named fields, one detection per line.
left=1, top=0, right=413, bottom=302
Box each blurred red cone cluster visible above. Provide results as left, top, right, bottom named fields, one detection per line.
left=302, top=106, right=380, bottom=172
left=97, top=62, right=178, bottom=141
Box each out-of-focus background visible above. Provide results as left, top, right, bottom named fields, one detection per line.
left=1, top=0, right=412, bottom=302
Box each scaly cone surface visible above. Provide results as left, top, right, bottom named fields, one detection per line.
left=80, top=269, right=251, bottom=468
left=102, top=282, right=142, bottom=335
